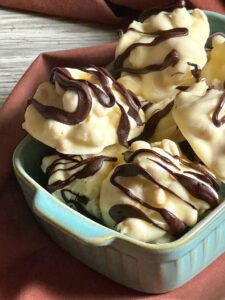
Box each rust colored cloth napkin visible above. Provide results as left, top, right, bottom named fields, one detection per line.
left=0, top=0, right=225, bottom=25
left=0, top=1, right=225, bottom=300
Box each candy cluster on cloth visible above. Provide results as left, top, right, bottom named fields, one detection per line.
left=23, top=2, right=225, bottom=243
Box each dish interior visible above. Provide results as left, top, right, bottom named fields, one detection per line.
left=13, top=10, right=225, bottom=251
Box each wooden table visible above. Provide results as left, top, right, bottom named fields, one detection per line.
left=0, top=8, right=116, bottom=105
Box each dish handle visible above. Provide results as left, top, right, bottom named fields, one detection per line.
left=33, top=189, right=116, bottom=247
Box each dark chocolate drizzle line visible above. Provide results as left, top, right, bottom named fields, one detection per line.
left=137, top=0, right=185, bottom=22
left=166, top=153, right=220, bottom=192
left=119, top=50, right=180, bottom=75
left=117, top=103, right=130, bottom=147
left=148, top=158, right=218, bottom=209
left=182, top=161, right=219, bottom=192
left=174, top=173, right=218, bottom=208
left=29, top=66, right=144, bottom=147
left=46, top=155, right=83, bottom=177
left=183, top=171, right=218, bottom=191
left=113, top=81, right=143, bottom=126
left=127, top=148, right=218, bottom=205
left=47, top=155, right=117, bottom=193
left=29, top=68, right=93, bottom=125
left=50, top=66, right=71, bottom=83
left=88, top=66, right=116, bottom=108
left=61, top=189, right=89, bottom=205
left=124, top=148, right=180, bottom=171
left=136, top=100, right=174, bottom=141
left=97, top=66, right=143, bottom=126
left=212, top=91, right=225, bottom=127
left=142, top=102, right=153, bottom=112
left=110, top=163, right=188, bottom=236
left=176, top=85, right=189, bottom=91
left=179, top=140, right=200, bottom=162
left=109, top=204, right=164, bottom=230
left=114, top=28, right=187, bottom=72
left=187, top=62, right=201, bottom=82
left=110, top=145, right=219, bottom=236
left=87, top=66, right=143, bottom=126
left=61, top=189, right=101, bottom=222
left=30, top=68, right=93, bottom=125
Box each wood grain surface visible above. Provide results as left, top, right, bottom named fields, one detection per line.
left=0, top=8, right=116, bottom=105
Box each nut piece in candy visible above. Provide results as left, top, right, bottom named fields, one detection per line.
left=202, top=35, right=225, bottom=89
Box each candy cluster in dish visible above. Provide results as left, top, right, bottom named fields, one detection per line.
left=23, top=1, right=225, bottom=244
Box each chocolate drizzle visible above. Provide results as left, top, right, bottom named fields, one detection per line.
left=110, top=163, right=188, bottom=236
left=119, top=50, right=180, bottom=75
left=28, top=66, right=144, bottom=147
left=164, top=148, right=219, bottom=193
left=172, top=156, right=219, bottom=192
left=115, top=27, right=187, bottom=72
left=30, top=68, right=93, bottom=125
left=187, top=62, right=201, bottom=82
left=46, top=154, right=83, bottom=176
left=176, top=86, right=189, bottom=91
left=110, top=148, right=219, bottom=237
left=61, top=189, right=101, bottom=222
left=124, top=148, right=180, bottom=170
left=46, top=154, right=117, bottom=193
left=138, top=100, right=174, bottom=140
left=179, top=140, right=200, bottom=162
left=173, top=173, right=218, bottom=208
left=137, top=0, right=185, bottom=22
left=61, top=189, right=89, bottom=205
left=142, top=102, right=153, bottom=112
left=124, top=148, right=218, bottom=209
left=212, top=91, right=225, bottom=127
left=109, top=204, right=164, bottom=230
left=88, top=66, right=116, bottom=108
left=117, top=103, right=130, bottom=147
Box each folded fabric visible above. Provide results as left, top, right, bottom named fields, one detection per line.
left=0, top=1, right=225, bottom=299
left=0, top=0, right=224, bottom=25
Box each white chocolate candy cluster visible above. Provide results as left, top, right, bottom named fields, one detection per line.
left=41, top=144, right=125, bottom=219
left=100, top=140, right=219, bottom=243
left=23, top=2, right=225, bottom=244
left=115, top=7, right=209, bottom=102
left=23, top=67, right=145, bottom=154
left=173, top=80, right=225, bottom=181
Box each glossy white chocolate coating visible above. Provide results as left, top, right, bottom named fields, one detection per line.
left=116, top=8, right=209, bottom=102
left=100, top=140, right=218, bottom=243
left=173, top=80, right=225, bottom=181
left=41, top=144, right=125, bottom=218
left=23, top=67, right=145, bottom=154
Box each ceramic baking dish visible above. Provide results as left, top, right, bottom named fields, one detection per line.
left=13, top=11, right=225, bottom=293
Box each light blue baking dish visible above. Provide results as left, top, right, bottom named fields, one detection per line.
left=13, top=11, right=225, bottom=294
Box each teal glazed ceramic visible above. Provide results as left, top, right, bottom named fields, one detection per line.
left=13, top=11, right=225, bottom=294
